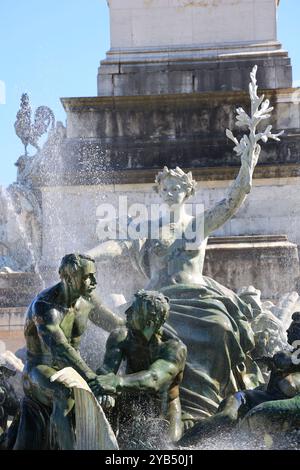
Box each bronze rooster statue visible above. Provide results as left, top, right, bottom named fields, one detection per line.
left=14, top=93, right=55, bottom=156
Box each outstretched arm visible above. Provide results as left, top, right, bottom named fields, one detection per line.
left=96, top=341, right=187, bottom=394
left=204, top=144, right=260, bottom=237
left=88, top=240, right=129, bottom=260
left=96, top=327, right=127, bottom=375
left=89, top=293, right=125, bottom=333
left=97, top=359, right=180, bottom=394
left=87, top=239, right=133, bottom=332
left=203, top=66, right=283, bottom=238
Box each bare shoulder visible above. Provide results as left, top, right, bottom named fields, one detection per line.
left=160, top=339, right=187, bottom=366
left=31, top=284, right=63, bottom=326
left=32, top=299, right=62, bottom=326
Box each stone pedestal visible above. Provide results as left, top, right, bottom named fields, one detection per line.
left=0, top=307, right=27, bottom=332
left=0, top=272, right=42, bottom=308
left=204, top=235, right=300, bottom=300
left=58, top=88, right=300, bottom=187
left=0, top=272, right=43, bottom=331
left=99, top=0, right=291, bottom=96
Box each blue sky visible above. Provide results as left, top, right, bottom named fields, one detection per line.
left=0, top=0, right=299, bottom=187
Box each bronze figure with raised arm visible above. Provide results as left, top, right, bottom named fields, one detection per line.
left=88, top=66, right=283, bottom=427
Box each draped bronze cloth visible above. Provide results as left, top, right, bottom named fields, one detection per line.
left=127, top=239, right=264, bottom=420
left=159, top=279, right=263, bottom=420
left=51, top=368, right=119, bottom=450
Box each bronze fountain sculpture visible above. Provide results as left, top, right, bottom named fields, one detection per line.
left=14, top=93, right=55, bottom=156
left=96, top=289, right=187, bottom=448
left=88, top=66, right=283, bottom=427
left=5, top=66, right=299, bottom=450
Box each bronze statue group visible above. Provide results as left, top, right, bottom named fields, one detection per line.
left=0, top=252, right=299, bottom=450
left=1, top=68, right=300, bottom=449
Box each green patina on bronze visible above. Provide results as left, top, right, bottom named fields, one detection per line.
left=179, top=312, right=300, bottom=447
left=10, top=253, right=122, bottom=450
left=96, top=290, right=187, bottom=447
left=0, top=365, right=19, bottom=440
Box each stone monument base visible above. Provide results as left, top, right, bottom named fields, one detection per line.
left=98, top=44, right=292, bottom=96
left=100, top=0, right=290, bottom=96
left=0, top=272, right=43, bottom=331
left=0, top=307, right=27, bottom=332
left=205, top=235, right=300, bottom=300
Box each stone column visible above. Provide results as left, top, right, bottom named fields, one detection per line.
left=98, top=0, right=291, bottom=96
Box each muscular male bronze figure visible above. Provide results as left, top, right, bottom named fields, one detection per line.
left=179, top=312, right=300, bottom=447
left=96, top=290, right=187, bottom=448
left=13, top=253, right=122, bottom=450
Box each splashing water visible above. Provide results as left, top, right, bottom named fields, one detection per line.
left=0, top=186, right=44, bottom=288
left=177, top=426, right=300, bottom=451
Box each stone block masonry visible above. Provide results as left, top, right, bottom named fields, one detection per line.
left=100, top=1, right=291, bottom=96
